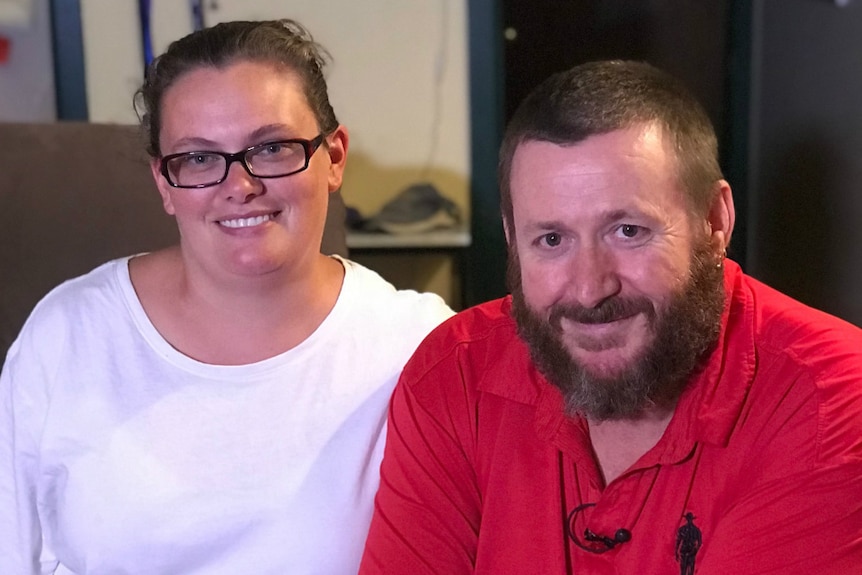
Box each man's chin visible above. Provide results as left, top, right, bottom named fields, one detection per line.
left=566, top=344, right=643, bottom=380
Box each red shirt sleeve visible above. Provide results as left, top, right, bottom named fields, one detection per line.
left=697, top=349, right=862, bottom=574
left=696, top=461, right=862, bottom=573
left=360, top=343, right=481, bottom=575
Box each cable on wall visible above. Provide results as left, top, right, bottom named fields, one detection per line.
left=419, top=0, right=450, bottom=180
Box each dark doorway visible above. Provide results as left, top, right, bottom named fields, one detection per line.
left=502, top=1, right=730, bottom=134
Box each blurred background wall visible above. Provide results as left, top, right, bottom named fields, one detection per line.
left=3, top=0, right=861, bottom=322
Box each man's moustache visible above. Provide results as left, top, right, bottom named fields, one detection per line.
left=548, top=298, right=655, bottom=329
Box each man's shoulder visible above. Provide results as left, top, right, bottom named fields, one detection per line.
left=737, top=272, right=862, bottom=463
left=741, top=272, right=862, bottom=372
left=412, top=296, right=519, bottom=361
left=400, top=296, right=544, bottom=404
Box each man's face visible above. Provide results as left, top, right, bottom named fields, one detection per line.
left=506, top=125, right=725, bottom=420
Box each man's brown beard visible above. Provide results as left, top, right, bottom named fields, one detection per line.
left=509, top=238, right=726, bottom=421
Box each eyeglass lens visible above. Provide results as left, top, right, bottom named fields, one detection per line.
left=165, top=141, right=311, bottom=187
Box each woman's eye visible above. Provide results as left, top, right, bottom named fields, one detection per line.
left=542, top=232, right=562, bottom=247
left=179, top=154, right=216, bottom=168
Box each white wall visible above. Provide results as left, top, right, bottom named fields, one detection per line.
left=79, top=0, right=471, bottom=219
left=0, top=0, right=55, bottom=121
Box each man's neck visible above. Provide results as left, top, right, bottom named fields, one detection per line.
left=587, top=408, right=675, bottom=486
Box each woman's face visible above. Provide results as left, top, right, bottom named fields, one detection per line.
left=151, top=60, right=347, bottom=280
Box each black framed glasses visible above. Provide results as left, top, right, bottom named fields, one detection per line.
left=159, top=134, right=325, bottom=189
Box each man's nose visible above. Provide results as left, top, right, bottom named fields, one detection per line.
left=567, top=243, right=621, bottom=309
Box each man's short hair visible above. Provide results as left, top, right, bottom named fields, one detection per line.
left=499, top=60, right=723, bottom=233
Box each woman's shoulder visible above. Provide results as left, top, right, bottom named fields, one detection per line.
left=4, top=257, right=132, bottom=380
left=339, top=257, right=455, bottom=324
left=25, top=258, right=130, bottom=325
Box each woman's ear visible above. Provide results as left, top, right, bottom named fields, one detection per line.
left=150, top=158, right=177, bottom=215
left=325, top=125, right=349, bottom=193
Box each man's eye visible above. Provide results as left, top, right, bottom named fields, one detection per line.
left=542, top=232, right=562, bottom=247
left=619, top=224, right=640, bottom=238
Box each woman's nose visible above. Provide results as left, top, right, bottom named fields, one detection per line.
left=221, top=160, right=263, bottom=203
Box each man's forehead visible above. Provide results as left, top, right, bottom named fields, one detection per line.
left=513, top=122, right=668, bottom=157
left=507, top=132, right=693, bottom=227
left=510, top=126, right=684, bottom=194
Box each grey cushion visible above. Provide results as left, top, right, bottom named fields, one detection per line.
left=0, top=122, right=347, bottom=366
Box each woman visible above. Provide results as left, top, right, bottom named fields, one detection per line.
left=0, top=20, right=453, bottom=574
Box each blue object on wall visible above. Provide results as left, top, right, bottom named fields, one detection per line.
left=138, top=0, right=152, bottom=69
left=190, top=0, right=205, bottom=31
left=49, top=0, right=87, bottom=120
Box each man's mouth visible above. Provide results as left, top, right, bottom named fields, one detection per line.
left=549, top=297, right=655, bottom=331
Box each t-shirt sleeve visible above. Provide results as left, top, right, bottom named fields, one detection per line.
left=360, top=342, right=481, bottom=575
left=0, top=340, right=50, bottom=574
left=0, top=290, right=74, bottom=574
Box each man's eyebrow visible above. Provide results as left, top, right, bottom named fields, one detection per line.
left=604, top=209, right=635, bottom=223
left=522, top=219, right=569, bottom=232
left=526, top=210, right=639, bottom=228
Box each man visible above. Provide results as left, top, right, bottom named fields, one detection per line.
left=359, top=61, right=862, bottom=574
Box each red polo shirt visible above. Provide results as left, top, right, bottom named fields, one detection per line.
left=360, top=261, right=862, bottom=574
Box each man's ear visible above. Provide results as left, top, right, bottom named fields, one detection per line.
left=150, top=158, right=176, bottom=215
left=706, top=179, right=735, bottom=254
left=325, top=125, right=349, bottom=193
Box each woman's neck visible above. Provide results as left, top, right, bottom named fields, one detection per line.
left=130, top=249, right=345, bottom=365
